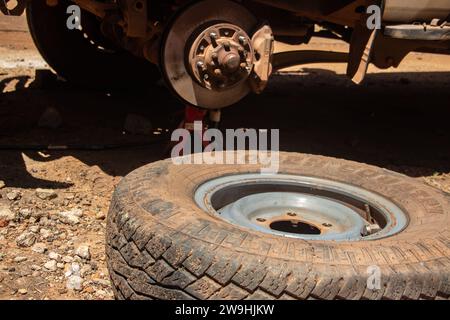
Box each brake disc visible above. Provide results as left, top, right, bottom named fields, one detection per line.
left=160, top=0, right=257, bottom=109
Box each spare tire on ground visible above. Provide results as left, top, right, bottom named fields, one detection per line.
left=106, top=152, right=450, bottom=300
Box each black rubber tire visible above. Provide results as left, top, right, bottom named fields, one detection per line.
left=106, top=152, right=450, bottom=300
left=26, top=0, right=161, bottom=90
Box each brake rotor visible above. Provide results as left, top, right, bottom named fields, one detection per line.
left=160, top=0, right=257, bottom=109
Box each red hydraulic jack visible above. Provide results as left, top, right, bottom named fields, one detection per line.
left=165, top=105, right=221, bottom=156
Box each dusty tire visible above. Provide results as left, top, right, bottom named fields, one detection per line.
left=26, top=0, right=160, bottom=90
left=106, top=152, right=450, bottom=300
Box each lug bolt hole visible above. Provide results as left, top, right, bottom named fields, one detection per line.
left=134, top=1, right=144, bottom=11
left=256, top=218, right=266, bottom=223
left=322, top=223, right=332, bottom=228
left=287, top=212, right=297, bottom=217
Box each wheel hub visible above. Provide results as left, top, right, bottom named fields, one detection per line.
left=160, top=0, right=258, bottom=109
left=189, top=23, right=254, bottom=90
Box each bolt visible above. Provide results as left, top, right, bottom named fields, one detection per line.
left=238, top=47, right=245, bottom=58
left=214, top=68, right=222, bottom=76
left=210, top=32, right=218, bottom=47
left=322, top=223, right=332, bottom=228
left=256, top=218, right=266, bottom=223
left=203, top=74, right=209, bottom=81
left=223, top=41, right=231, bottom=52
left=239, top=36, right=247, bottom=46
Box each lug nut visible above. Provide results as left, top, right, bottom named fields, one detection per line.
left=214, top=69, right=222, bottom=76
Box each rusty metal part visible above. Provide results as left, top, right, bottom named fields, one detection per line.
left=119, top=0, right=148, bottom=37
left=383, top=0, right=450, bottom=23
left=160, top=0, right=257, bottom=109
left=249, top=25, right=274, bottom=94
left=0, top=0, right=26, bottom=16
left=384, top=23, right=450, bottom=41
left=188, top=23, right=254, bottom=91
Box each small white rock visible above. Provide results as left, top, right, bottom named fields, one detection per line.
left=95, top=212, right=106, bottom=220
left=0, top=206, right=15, bottom=222
left=18, top=208, right=32, bottom=219
left=31, top=242, right=47, bottom=254
left=29, top=226, right=40, bottom=233
left=39, top=228, right=52, bottom=239
left=6, top=190, right=21, bottom=201
left=66, top=275, right=83, bottom=291
left=75, top=244, right=90, bottom=260
left=62, top=256, right=74, bottom=263
left=18, top=288, right=28, bottom=295
left=58, top=209, right=82, bottom=225
left=48, top=252, right=61, bottom=262
left=13, top=256, right=27, bottom=263
left=44, top=260, right=57, bottom=272
left=35, top=188, right=58, bottom=200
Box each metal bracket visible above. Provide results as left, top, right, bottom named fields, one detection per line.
left=121, top=0, right=148, bottom=38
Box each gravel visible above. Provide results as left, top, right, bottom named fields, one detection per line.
left=35, top=188, right=58, bottom=200
left=0, top=206, right=15, bottom=222
left=16, top=232, right=37, bottom=248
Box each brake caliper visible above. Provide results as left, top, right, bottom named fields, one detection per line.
left=249, top=25, right=275, bottom=94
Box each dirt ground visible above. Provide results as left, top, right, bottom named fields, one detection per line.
left=1, top=14, right=450, bottom=300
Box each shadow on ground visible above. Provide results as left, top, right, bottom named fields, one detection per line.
left=1, top=68, right=450, bottom=188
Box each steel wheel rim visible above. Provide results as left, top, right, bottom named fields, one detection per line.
left=194, top=174, right=409, bottom=241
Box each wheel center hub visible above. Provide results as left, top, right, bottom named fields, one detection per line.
left=188, top=23, right=254, bottom=90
